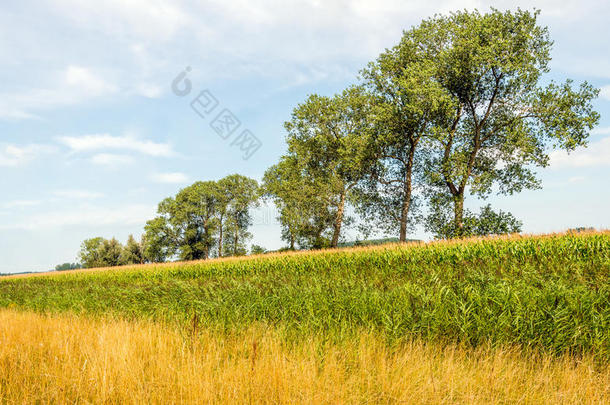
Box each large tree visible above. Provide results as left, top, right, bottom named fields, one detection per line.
left=413, top=9, right=599, bottom=236
left=357, top=32, right=453, bottom=241
left=284, top=86, right=375, bottom=247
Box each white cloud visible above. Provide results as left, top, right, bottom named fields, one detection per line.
left=600, top=85, right=610, bottom=101
left=65, top=65, right=118, bottom=96
left=135, top=83, right=163, bottom=98
left=0, top=65, right=118, bottom=121
left=52, top=0, right=189, bottom=41
left=1, top=200, right=42, bottom=209
left=568, top=176, right=586, bottom=183
left=550, top=136, right=610, bottom=168
left=151, top=172, right=189, bottom=184
left=0, top=144, right=56, bottom=167
left=57, top=133, right=174, bottom=157
left=1, top=204, right=157, bottom=230
left=592, top=126, right=610, bottom=135
left=52, top=190, right=105, bottom=199
left=90, top=153, right=135, bottom=166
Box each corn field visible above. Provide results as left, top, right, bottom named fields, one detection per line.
left=1, top=231, right=609, bottom=360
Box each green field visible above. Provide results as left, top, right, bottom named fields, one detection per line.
left=1, top=232, right=609, bottom=360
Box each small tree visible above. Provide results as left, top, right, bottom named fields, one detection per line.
left=78, top=237, right=105, bottom=268
left=120, top=234, right=145, bottom=265
left=250, top=245, right=267, bottom=255
left=426, top=201, right=522, bottom=239
left=98, top=238, right=123, bottom=267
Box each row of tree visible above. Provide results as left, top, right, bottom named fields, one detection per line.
left=79, top=235, right=145, bottom=268
left=77, top=9, right=599, bottom=268
left=79, top=175, right=261, bottom=267
left=263, top=9, right=598, bottom=248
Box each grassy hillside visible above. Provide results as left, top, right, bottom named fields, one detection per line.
left=1, top=232, right=609, bottom=359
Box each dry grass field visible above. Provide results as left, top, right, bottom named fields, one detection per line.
left=1, top=309, right=608, bottom=404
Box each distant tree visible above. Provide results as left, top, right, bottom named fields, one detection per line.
left=54, top=263, right=82, bottom=271
left=157, top=182, right=219, bottom=261
left=263, top=156, right=335, bottom=250
left=78, top=237, right=124, bottom=268
left=426, top=202, right=522, bottom=239
left=250, top=245, right=267, bottom=255
left=143, top=217, right=176, bottom=263
left=217, top=175, right=259, bottom=257
left=78, top=237, right=105, bottom=268
left=120, top=234, right=145, bottom=265
left=144, top=178, right=260, bottom=261
left=98, top=238, right=124, bottom=267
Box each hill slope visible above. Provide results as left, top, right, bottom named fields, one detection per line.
left=1, top=232, right=609, bottom=359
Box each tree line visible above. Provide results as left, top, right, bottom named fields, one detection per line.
left=78, top=9, right=599, bottom=268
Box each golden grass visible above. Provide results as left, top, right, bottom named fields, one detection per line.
left=0, top=310, right=608, bottom=404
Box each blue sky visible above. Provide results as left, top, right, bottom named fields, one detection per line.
left=1, top=0, right=609, bottom=273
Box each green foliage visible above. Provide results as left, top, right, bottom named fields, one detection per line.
left=78, top=237, right=125, bottom=268
left=426, top=202, right=522, bottom=239
left=120, top=235, right=145, bottom=265
left=54, top=263, right=82, bottom=271
left=143, top=176, right=259, bottom=262
left=413, top=9, right=599, bottom=236
left=250, top=245, right=267, bottom=255
left=218, top=175, right=260, bottom=257
left=269, top=86, right=375, bottom=248
left=3, top=232, right=609, bottom=360
left=78, top=237, right=105, bottom=268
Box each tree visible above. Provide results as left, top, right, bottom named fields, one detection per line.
left=55, top=263, right=82, bottom=271
left=120, top=234, right=145, bottom=265
left=221, top=175, right=259, bottom=257
left=250, top=245, right=267, bottom=255
left=415, top=9, right=599, bottom=236
left=425, top=201, right=522, bottom=239
left=78, top=237, right=105, bottom=268
left=357, top=33, right=453, bottom=241
left=156, top=182, right=220, bottom=261
left=263, top=156, right=331, bottom=250
left=79, top=237, right=124, bottom=268
left=283, top=86, right=375, bottom=247
left=98, top=238, right=123, bottom=267
left=143, top=216, right=176, bottom=263
left=143, top=178, right=260, bottom=261
left=216, top=174, right=259, bottom=257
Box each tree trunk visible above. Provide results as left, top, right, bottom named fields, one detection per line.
left=331, top=191, right=347, bottom=248
left=399, top=147, right=415, bottom=242
left=218, top=215, right=223, bottom=258
left=233, top=224, right=239, bottom=256
left=453, top=194, right=465, bottom=237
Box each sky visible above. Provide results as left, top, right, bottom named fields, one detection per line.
left=1, top=0, right=609, bottom=273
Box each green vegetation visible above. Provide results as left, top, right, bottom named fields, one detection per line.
left=2, top=232, right=609, bottom=360
left=72, top=9, right=599, bottom=265
left=54, top=263, right=82, bottom=271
